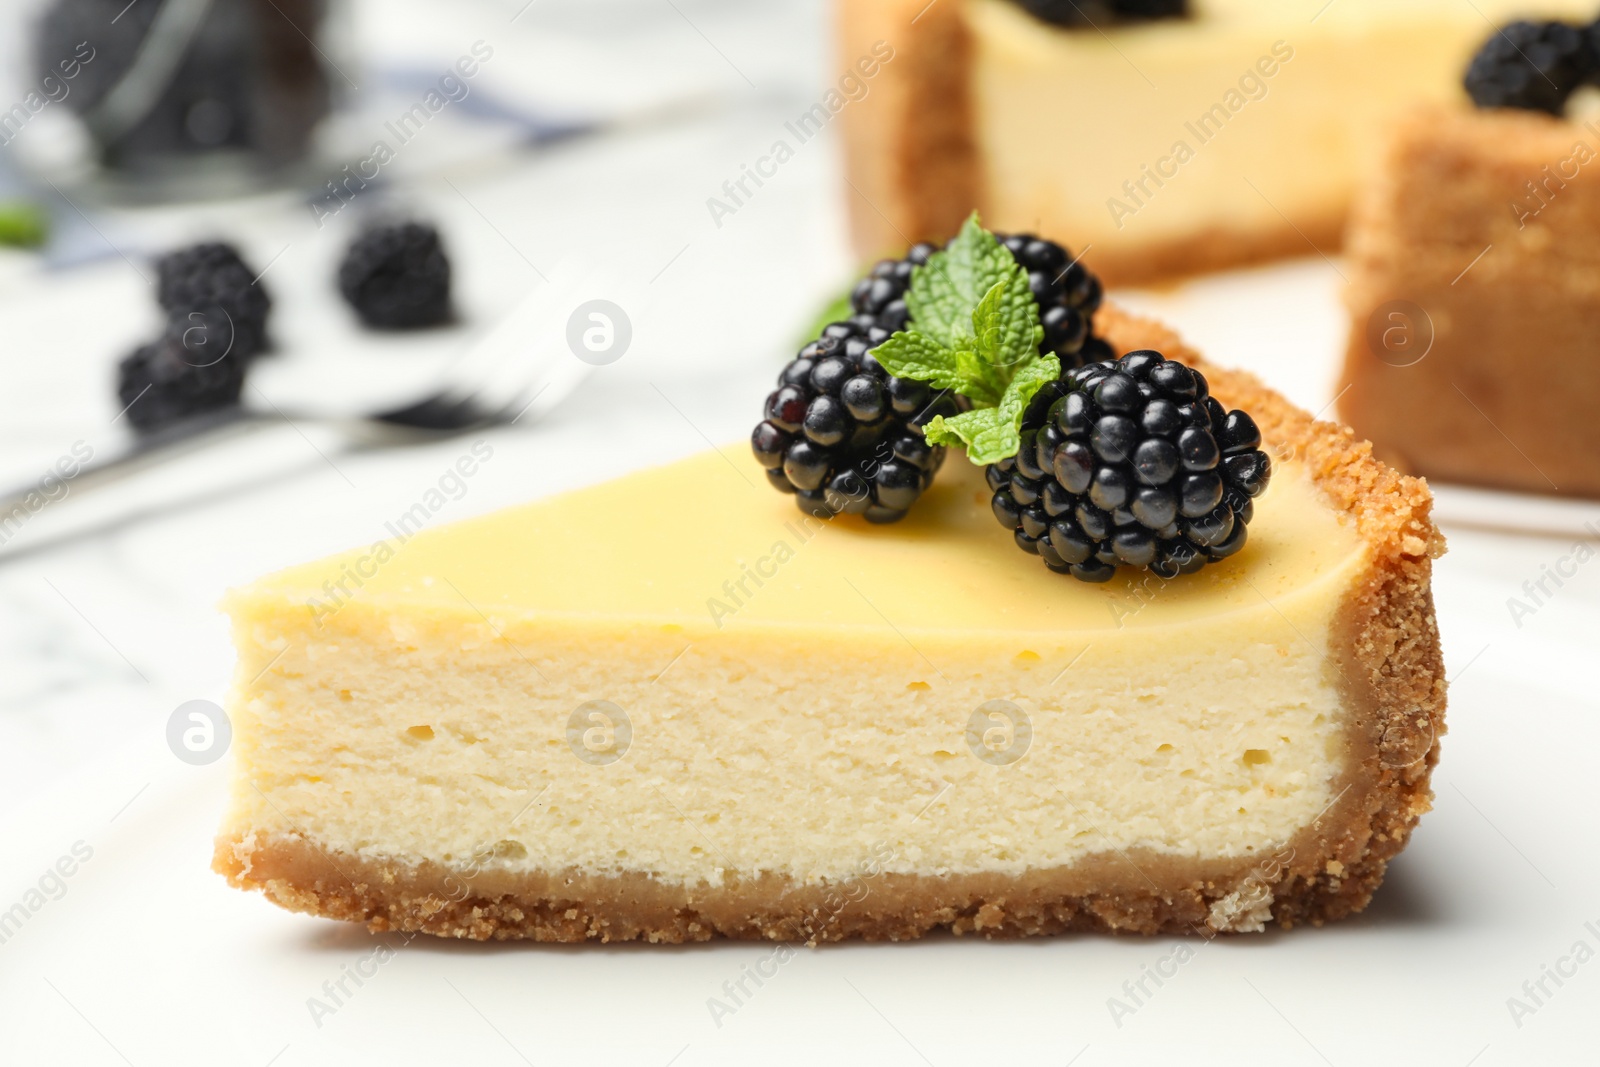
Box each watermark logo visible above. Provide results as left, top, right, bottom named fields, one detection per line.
left=175, top=308, right=236, bottom=367
left=966, top=700, right=1032, bottom=766
left=166, top=699, right=231, bottom=765
left=1365, top=299, right=1434, bottom=367
left=567, top=700, right=630, bottom=765
left=566, top=300, right=632, bottom=365
left=1379, top=707, right=1436, bottom=770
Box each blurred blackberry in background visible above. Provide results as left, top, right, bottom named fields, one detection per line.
left=753, top=321, right=959, bottom=522
left=338, top=222, right=453, bottom=330
left=986, top=349, right=1271, bottom=582
left=1014, top=0, right=1187, bottom=28
left=1464, top=19, right=1594, bottom=114
left=156, top=242, right=271, bottom=360
left=116, top=325, right=246, bottom=432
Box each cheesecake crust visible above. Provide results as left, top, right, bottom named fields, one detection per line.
left=215, top=307, right=1446, bottom=942
left=837, top=0, right=979, bottom=260
left=1338, top=104, right=1600, bottom=497
left=835, top=0, right=1345, bottom=285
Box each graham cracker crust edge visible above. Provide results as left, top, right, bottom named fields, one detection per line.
left=213, top=307, right=1446, bottom=944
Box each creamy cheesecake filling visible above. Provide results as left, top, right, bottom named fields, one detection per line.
left=223, top=452, right=1367, bottom=888
left=966, top=0, right=1591, bottom=256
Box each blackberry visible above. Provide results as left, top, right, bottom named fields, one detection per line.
left=338, top=222, right=453, bottom=330
left=1013, top=0, right=1187, bottom=29
left=851, top=232, right=1108, bottom=371
left=986, top=349, right=1271, bottom=582
left=1464, top=20, right=1594, bottom=115
left=849, top=241, right=935, bottom=333
left=999, top=233, right=1104, bottom=371
left=116, top=327, right=247, bottom=433
left=753, top=321, right=959, bottom=522
left=156, top=242, right=271, bottom=360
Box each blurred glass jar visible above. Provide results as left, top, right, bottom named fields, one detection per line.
left=24, top=0, right=351, bottom=200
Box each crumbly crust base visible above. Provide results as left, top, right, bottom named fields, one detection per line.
left=835, top=0, right=1345, bottom=285
left=215, top=307, right=1446, bottom=943
left=837, top=0, right=979, bottom=262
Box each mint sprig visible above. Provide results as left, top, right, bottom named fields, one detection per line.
left=871, top=213, right=1056, bottom=466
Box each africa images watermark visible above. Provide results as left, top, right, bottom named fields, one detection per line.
left=705, top=438, right=897, bottom=628
left=1505, top=916, right=1600, bottom=1029
left=0, top=841, right=94, bottom=948
left=305, top=440, right=495, bottom=624
left=705, top=40, right=895, bottom=229
left=0, top=40, right=96, bottom=146
left=1505, top=524, right=1600, bottom=628
left=305, top=934, right=414, bottom=1028
left=312, top=40, right=496, bottom=227
left=1106, top=40, right=1295, bottom=231
left=1509, top=119, right=1600, bottom=229
left=0, top=441, right=94, bottom=547
left=705, top=840, right=899, bottom=1028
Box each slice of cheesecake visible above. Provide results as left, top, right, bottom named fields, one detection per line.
left=215, top=306, right=1445, bottom=941
left=839, top=0, right=1591, bottom=284
left=1339, top=104, right=1600, bottom=498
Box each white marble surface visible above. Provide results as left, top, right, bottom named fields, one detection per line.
left=2, top=1, right=1600, bottom=1064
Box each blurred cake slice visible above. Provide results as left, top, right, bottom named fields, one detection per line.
left=839, top=0, right=1591, bottom=283
left=1339, top=104, right=1600, bottom=497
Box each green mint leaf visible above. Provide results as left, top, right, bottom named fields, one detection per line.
left=904, top=212, right=1014, bottom=348
left=870, top=212, right=1060, bottom=465
left=922, top=407, right=1022, bottom=465
left=871, top=330, right=973, bottom=395
left=950, top=343, right=1000, bottom=407
left=0, top=201, right=47, bottom=249
left=991, top=353, right=1061, bottom=457
left=971, top=265, right=1044, bottom=378
left=923, top=354, right=1060, bottom=465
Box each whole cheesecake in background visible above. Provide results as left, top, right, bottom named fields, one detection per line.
left=1340, top=17, right=1600, bottom=498
left=214, top=306, right=1446, bottom=941
left=837, top=0, right=1592, bottom=284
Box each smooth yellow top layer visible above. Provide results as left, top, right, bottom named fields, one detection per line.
left=240, top=448, right=1364, bottom=637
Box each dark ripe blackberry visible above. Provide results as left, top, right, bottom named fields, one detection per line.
left=851, top=232, right=1112, bottom=371
left=1464, top=20, right=1594, bottom=115
left=116, top=327, right=246, bottom=433
left=1013, top=0, right=1187, bottom=29
left=849, top=242, right=935, bottom=333
left=753, top=320, right=957, bottom=522
left=338, top=222, right=453, bottom=330
left=155, top=242, right=270, bottom=360
left=984, top=349, right=1271, bottom=582
left=999, top=232, right=1106, bottom=370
